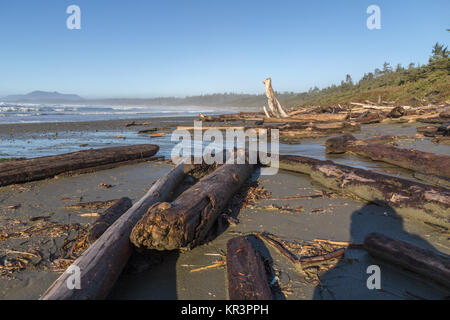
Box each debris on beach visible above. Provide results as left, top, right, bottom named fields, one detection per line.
left=0, top=144, right=160, bottom=187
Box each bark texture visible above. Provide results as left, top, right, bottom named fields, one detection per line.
left=130, top=153, right=255, bottom=250
left=226, top=236, right=273, bottom=300
left=325, top=134, right=450, bottom=179
left=0, top=144, right=159, bottom=187
left=40, top=162, right=186, bottom=300
left=364, top=233, right=450, bottom=288
left=278, top=155, right=450, bottom=228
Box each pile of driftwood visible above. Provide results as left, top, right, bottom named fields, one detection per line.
left=196, top=78, right=449, bottom=144
left=38, top=146, right=450, bottom=300
left=40, top=151, right=259, bottom=299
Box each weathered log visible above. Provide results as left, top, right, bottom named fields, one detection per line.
left=56, top=155, right=164, bottom=177
left=199, top=112, right=264, bottom=122
left=226, top=236, right=273, bottom=300
left=40, top=162, right=186, bottom=300
left=325, top=134, right=450, bottom=179
left=387, top=106, right=406, bottom=118
left=138, top=128, right=158, bottom=134
left=277, top=122, right=360, bottom=144
left=433, top=136, right=450, bottom=145
left=125, top=121, right=152, bottom=127
left=364, top=233, right=450, bottom=288
left=352, top=112, right=383, bottom=124
left=417, top=117, right=449, bottom=124
left=130, top=151, right=255, bottom=250
left=0, top=144, right=159, bottom=187
left=263, top=78, right=288, bottom=118
left=86, top=197, right=133, bottom=243
left=440, top=108, right=450, bottom=119
left=264, top=113, right=348, bottom=123
left=278, top=155, right=450, bottom=228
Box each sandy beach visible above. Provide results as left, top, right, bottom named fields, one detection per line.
left=0, top=116, right=449, bottom=300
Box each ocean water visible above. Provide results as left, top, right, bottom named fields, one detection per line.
left=0, top=102, right=229, bottom=124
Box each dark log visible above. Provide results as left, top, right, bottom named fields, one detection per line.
left=226, top=236, right=273, bottom=300
left=387, top=106, right=406, bottom=118
left=433, top=136, right=450, bottom=145
left=0, top=144, right=159, bottom=187
left=364, top=233, right=450, bottom=288
left=199, top=112, right=263, bottom=122
left=56, top=155, right=164, bottom=177
left=352, top=112, right=383, bottom=124
left=278, top=122, right=360, bottom=143
left=264, top=113, right=348, bottom=123
left=326, top=134, right=450, bottom=179
left=86, top=197, right=133, bottom=243
left=130, top=151, right=255, bottom=250
left=278, top=155, right=450, bottom=228
left=417, top=117, right=448, bottom=124
left=440, top=108, right=450, bottom=119
left=40, top=162, right=186, bottom=300
left=138, top=128, right=158, bottom=134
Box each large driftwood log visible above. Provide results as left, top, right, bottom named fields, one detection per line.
left=326, top=134, right=450, bottom=179
left=0, top=144, right=159, bottom=187
left=226, top=236, right=273, bottom=300
left=364, top=233, right=450, bottom=288
left=278, top=155, right=450, bottom=228
left=40, top=162, right=186, bottom=300
left=130, top=151, right=255, bottom=250
left=263, top=78, right=288, bottom=118
left=199, top=112, right=263, bottom=122
left=263, top=113, right=348, bottom=123
left=86, top=197, right=133, bottom=243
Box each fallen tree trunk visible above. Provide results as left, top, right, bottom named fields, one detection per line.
left=199, top=112, right=263, bottom=122
left=86, top=197, right=133, bottom=243
left=278, top=155, right=450, bottom=228
left=351, top=112, right=384, bottom=124
left=0, top=144, right=159, bottom=187
left=263, top=78, right=288, bottom=118
left=264, top=113, right=348, bottom=123
left=325, top=134, right=450, bottom=179
left=277, top=122, right=360, bottom=143
left=40, top=162, right=186, bottom=300
left=364, top=233, right=450, bottom=289
left=226, top=236, right=273, bottom=300
left=130, top=151, right=255, bottom=250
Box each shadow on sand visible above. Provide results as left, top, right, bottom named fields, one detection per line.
left=313, top=202, right=450, bottom=300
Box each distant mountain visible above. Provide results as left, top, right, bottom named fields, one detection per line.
left=2, top=91, right=84, bottom=103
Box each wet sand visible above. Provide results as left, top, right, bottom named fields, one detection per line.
left=0, top=119, right=449, bottom=300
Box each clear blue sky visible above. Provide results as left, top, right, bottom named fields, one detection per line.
left=0, top=0, right=449, bottom=98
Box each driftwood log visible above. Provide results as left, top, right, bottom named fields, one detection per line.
left=264, top=113, right=348, bottom=123
left=86, top=197, right=133, bottom=243
left=226, top=236, right=273, bottom=300
left=364, top=233, right=450, bottom=288
left=0, top=144, right=159, bottom=187
left=40, top=162, right=186, bottom=300
left=278, top=155, right=450, bottom=228
left=263, top=78, right=288, bottom=118
left=326, top=134, right=450, bottom=179
left=130, top=151, right=255, bottom=250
